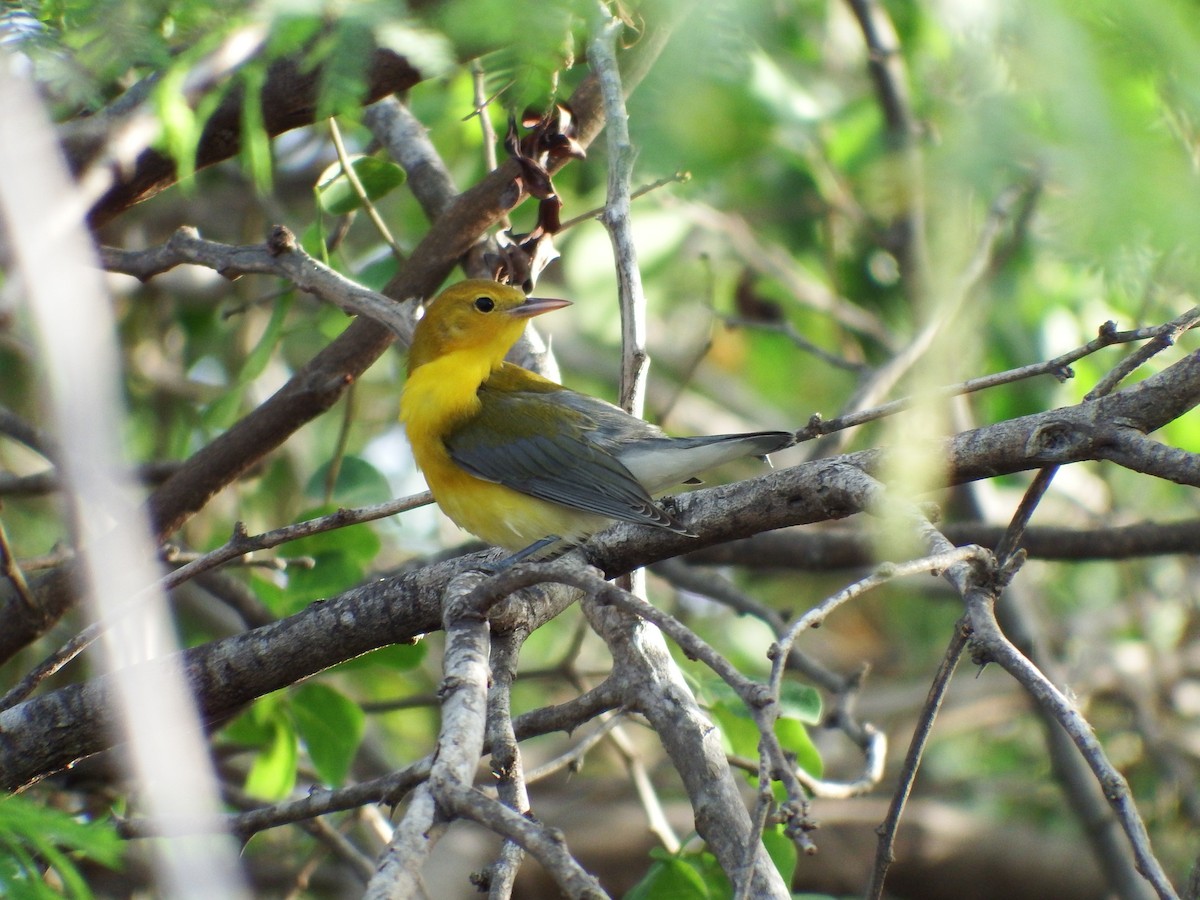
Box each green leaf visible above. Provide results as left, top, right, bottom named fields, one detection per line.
left=624, top=854, right=711, bottom=900
left=357, top=252, right=401, bottom=292
left=239, top=60, right=273, bottom=193
left=300, top=218, right=330, bottom=264
left=709, top=696, right=762, bottom=760
left=292, top=683, right=365, bottom=787
left=761, top=824, right=798, bottom=887
left=333, top=641, right=428, bottom=672
left=199, top=387, right=245, bottom=433
left=239, top=295, right=293, bottom=384
left=0, top=794, right=123, bottom=899
left=282, top=551, right=365, bottom=611
left=774, top=717, right=824, bottom=779
left=778, top=682, right=822, bottom=725
left=154, top=66, right=198, bottom=187
left=316, top=155, right=407, bottom=215
left=244, top=718, right=298, bottom=801
left=306, top=456, right=393, bottom=506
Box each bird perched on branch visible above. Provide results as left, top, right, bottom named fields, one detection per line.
left=400, top=279, right=794, bottom=562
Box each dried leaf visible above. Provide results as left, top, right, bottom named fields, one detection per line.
left=734, top=269, right=784, bottom=323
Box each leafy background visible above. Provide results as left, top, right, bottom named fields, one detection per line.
left=1, top=0, right=1199, bottom=897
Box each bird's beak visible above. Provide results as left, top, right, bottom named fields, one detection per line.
left=510, top=296, right=572, bottom=319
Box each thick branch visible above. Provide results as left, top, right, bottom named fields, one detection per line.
left=4, top=345, right=1199, bottom=789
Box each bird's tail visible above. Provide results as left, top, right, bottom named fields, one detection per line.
left=621, top=430, right=794, bottom=494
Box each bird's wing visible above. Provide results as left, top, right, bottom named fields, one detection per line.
left=444, top=381, right=691, bottom=533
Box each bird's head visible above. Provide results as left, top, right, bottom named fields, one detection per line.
left=408, top=280, right=571, bottom=373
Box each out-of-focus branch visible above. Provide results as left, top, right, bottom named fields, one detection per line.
left=684, top=517, right=1200, bottom=569
left=79, top=47, right=422, bottom=226
left=808, top=180, right=1040, bottom=459
left=843, top=0, right=929, bottom=303
left=795, top=310, right=1198, bottom=444
left=0, top=62, right=248, bottom=898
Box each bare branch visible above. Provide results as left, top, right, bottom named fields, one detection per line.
left=794, top=310, right=1198, bottom=443
left=438, top=781, right=608, bottom=899
left=365, top=570, right=498, bottom=897
left=914, top=518, right=1179, bottom=900
left=483, top=630, right=532, bottom=899
left=867, top=617, right=969, bottom=899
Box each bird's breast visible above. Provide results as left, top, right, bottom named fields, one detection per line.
left=401, top=354, right=605, bottom=549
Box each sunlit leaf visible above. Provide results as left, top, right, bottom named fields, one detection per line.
left=244, top=718, right=298, bottom=801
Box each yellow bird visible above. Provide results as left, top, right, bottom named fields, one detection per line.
left=400, top=280, right=793, bottom=560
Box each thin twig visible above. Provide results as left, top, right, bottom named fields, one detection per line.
left=603, top=714, right=682, bottom=853
left=520, top=715, right=624, bottom=785
left=0, top=509, right=37, bottom=614
left=912, top=514, right=1180, bottom=900
left=866, top=616, right=970, bottom=900
left=101, top=226, right=415, bottom=342
left=327, top=117, right=406, bottom=264
left=591, top=8, right=650, bottom=417
left=323, top=381, right=357, bottom=505
left=794, top=311, right=1199, bottom=443
left=470, top=60, right=508, bottom=234
left=718, top=312, right=868, bottom=373
left=992, top=306, right=1200, bottom=567
left=438, top=781, right=609, bottom=898
left=1085, top=305, right=1200, bottom=400
left=120, top=682, right=625, bottom=841
left=556, top=171, right=690, bottom=232
left=471, top=61, right=501, bottom=174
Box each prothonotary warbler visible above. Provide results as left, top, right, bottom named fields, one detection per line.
left=400, top=280, right=794, bottom=560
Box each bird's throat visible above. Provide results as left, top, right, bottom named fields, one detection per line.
left=400, top=350, right=494, bottom=438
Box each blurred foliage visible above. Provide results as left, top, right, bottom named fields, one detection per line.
left=0, top=796, right=122, bottom=899
left=2, top=0, right=1200, bottom=896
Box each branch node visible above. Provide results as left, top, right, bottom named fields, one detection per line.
left=267, top=224, right=297, bottom=256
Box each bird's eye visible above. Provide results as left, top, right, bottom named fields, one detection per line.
left=474, top=296, right=495, bottom=313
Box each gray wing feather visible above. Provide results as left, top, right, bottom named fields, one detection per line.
left=445, top=386, right=690, bottom=532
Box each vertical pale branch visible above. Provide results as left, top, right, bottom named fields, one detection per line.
left=590, top=10, right=650, bottom=417
left=484, top=630, right=533, bottom=898
left=364, top=571, right=493, bottom=898
left=583, top=600, right=792, bottom=899
left=0, top=67, right=247, bottom=898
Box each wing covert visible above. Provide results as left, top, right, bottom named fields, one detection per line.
left=444, top=384, right=689, bottom=532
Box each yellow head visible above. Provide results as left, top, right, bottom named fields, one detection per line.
left=407, top=280, right=570, bottom=374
